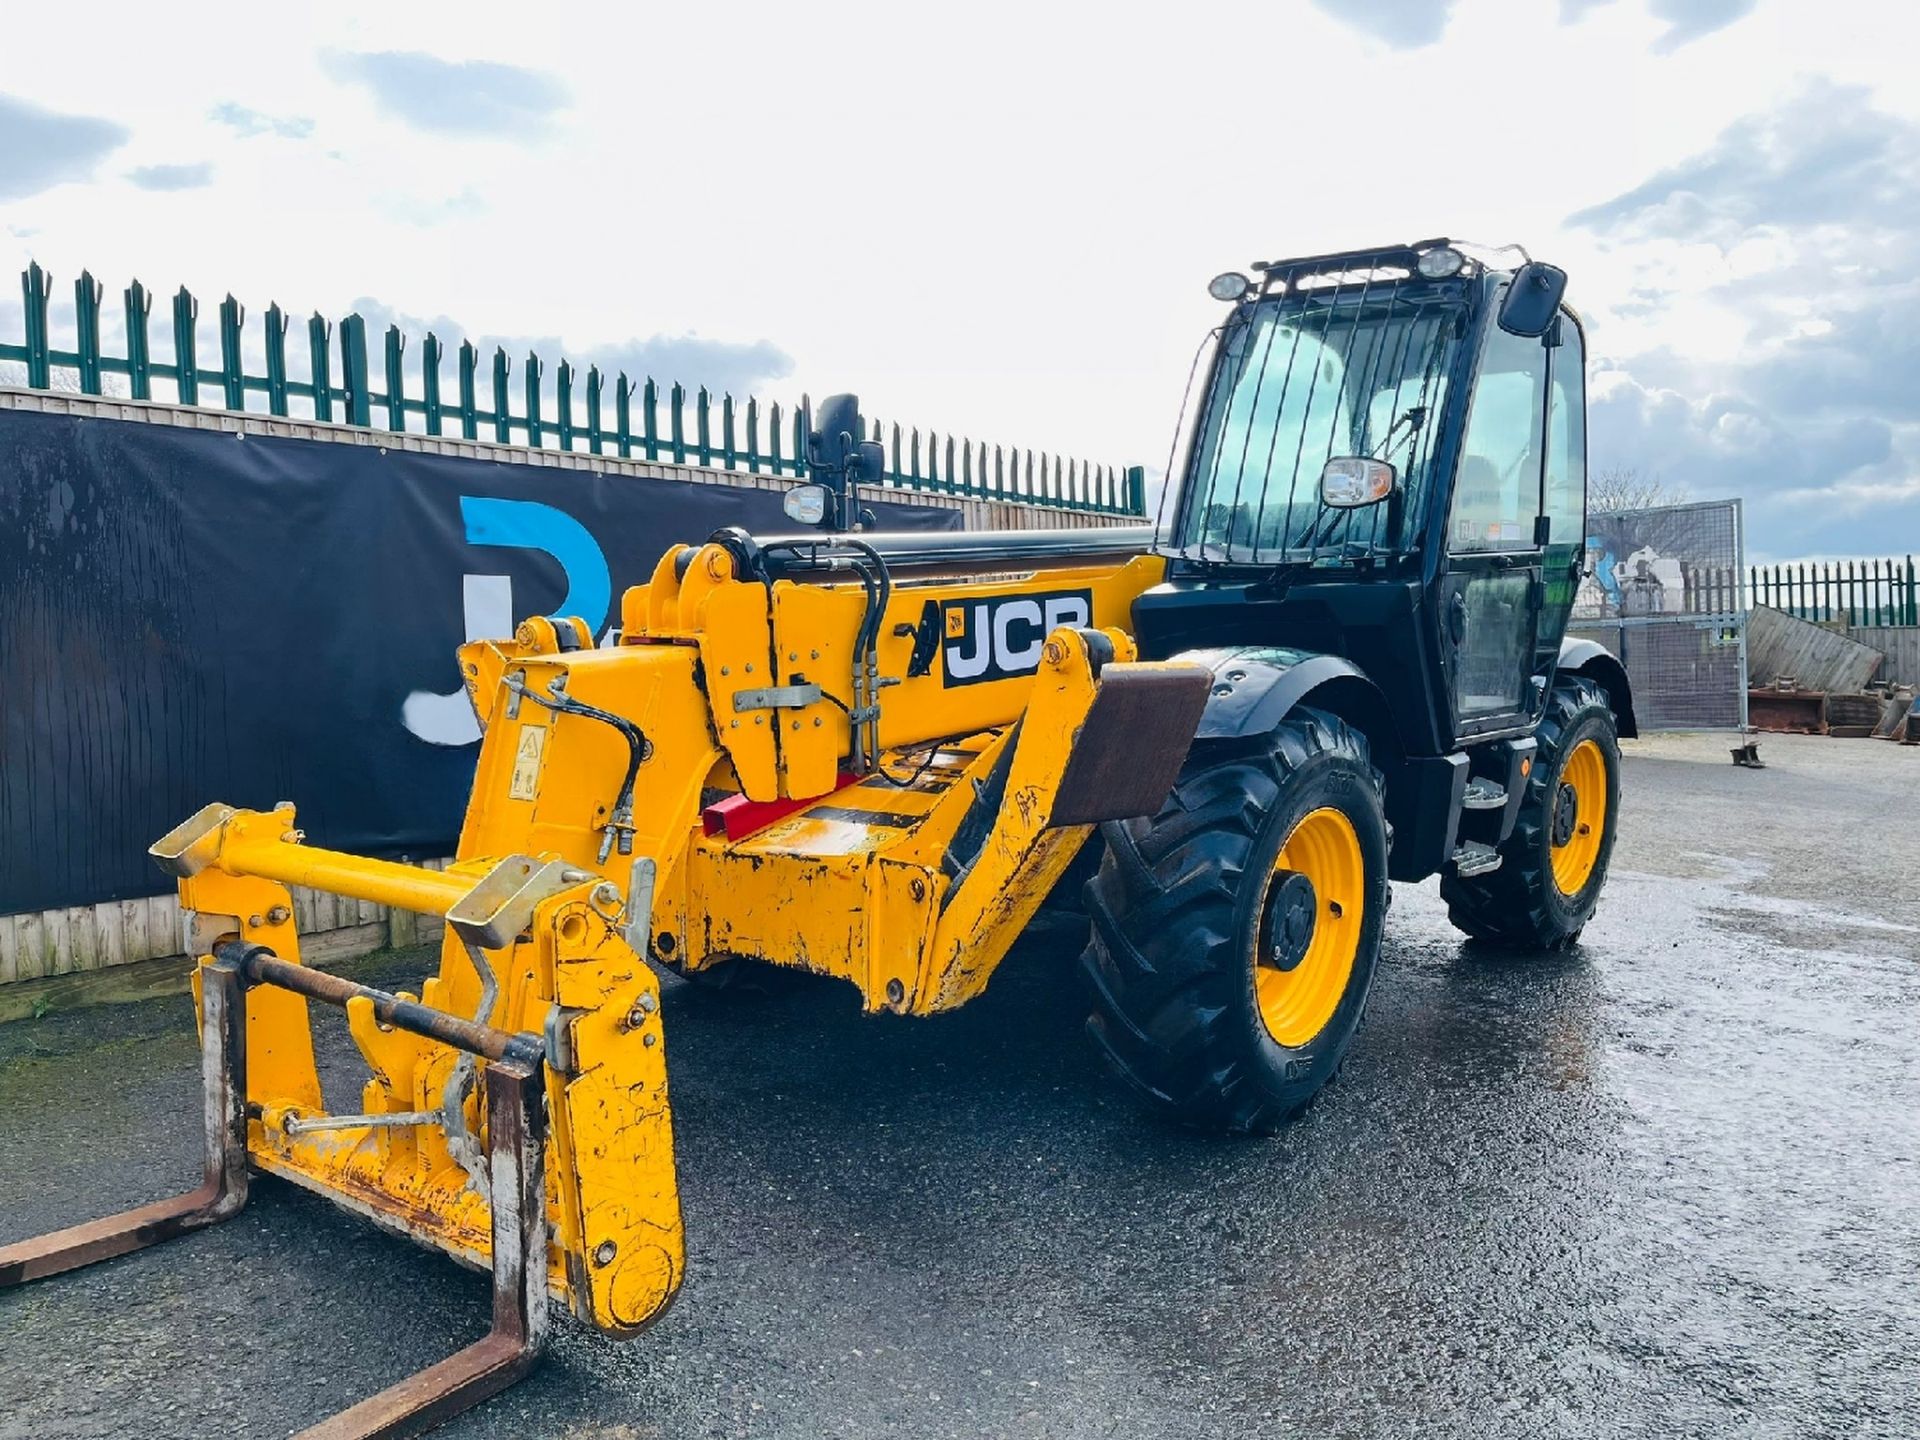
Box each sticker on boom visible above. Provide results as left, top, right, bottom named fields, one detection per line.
left=508, top=724, right=547, bottom=800
left=940, top=589, right=1092, bottom=687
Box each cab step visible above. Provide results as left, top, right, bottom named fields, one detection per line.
left=1460, top=779, right=1507, bottom=810
left=1451, top=842, right=1503, bottom=877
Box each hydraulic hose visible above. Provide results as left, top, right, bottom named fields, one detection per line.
left=509, top=675, right=649, bottom=861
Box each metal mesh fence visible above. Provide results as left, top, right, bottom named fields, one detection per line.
left=1567, top=499, right=1747, bottom=731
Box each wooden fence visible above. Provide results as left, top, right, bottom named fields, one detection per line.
left=0, top=862, right=447, bottom=1023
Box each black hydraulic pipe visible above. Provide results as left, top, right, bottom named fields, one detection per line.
left=753, top=524, right=1157, bottom=578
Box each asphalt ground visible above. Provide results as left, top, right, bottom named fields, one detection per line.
left=0, top=731, right=1915, bottom=1439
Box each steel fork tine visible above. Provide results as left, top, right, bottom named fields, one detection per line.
left=293, top=1056, right=549, bottom=1440
left=0, top=956, right=249, bottom=1287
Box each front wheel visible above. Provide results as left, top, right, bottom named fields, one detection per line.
left=1442, top=677, right=1621, bottom=950
left=1080, top=708, right=1389, bottom=1135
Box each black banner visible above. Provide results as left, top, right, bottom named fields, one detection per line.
left=0, top=408, right=960, bottom=914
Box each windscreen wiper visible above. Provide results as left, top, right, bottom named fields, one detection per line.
left=1368, top=405, right=1428, bottom=462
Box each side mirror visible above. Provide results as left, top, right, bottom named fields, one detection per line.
left=851, top=438, right=886, bottom=484
left=801, top=392, right=875, bottom=531
left=1320, top=456, right=1398, bottom=508
left=1497, top=261, right=1568, bottom=337
left=809, top=394, right=862, bottom=464
left=782, top=483, right=830, bottom=527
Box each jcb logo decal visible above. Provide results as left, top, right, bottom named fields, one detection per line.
left=941, top=589, right=1092, bottom=687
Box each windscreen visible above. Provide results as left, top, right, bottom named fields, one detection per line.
left=1175, top=284, right=1462, bottom=563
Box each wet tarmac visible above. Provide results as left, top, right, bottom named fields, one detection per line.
left=0, top=731, right=1915, bottom=1438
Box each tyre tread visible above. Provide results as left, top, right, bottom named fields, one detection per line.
left=1441, top=678, right=1619, bottom=950
left=1080, top=707, right=1383, bottom=1135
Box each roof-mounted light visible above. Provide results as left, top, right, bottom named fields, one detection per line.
left=1416, top=246, right=1466, bottom=279
left=1207, top=271, right=1252, bottom=302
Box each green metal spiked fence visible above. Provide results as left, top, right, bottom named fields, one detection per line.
left=1, top=261, right=1148, bottom=516
left=1749, top=557, right=1919, bottom=627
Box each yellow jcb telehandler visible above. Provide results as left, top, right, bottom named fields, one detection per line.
left=0, top=241, right=1633, bottom=1437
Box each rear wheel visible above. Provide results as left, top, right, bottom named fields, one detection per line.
left=1442, top=678, right=1620, bottom=949
left=1080, top=708, right=1389, bottom=1135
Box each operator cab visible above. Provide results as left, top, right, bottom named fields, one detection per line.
left=1132, top=239, right=1591, bottom=757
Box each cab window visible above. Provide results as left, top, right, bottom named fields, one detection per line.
left=1449, top=302, right=1547, bottom=553
left=1543, top=314, right=1586, bottom=549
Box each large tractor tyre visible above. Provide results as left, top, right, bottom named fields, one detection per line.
left=1442, top=678, right=1620, bottom=951
left=1039, top=832, right=1105, bottom=919
left=1080, top=708, right=1390, bottom=1135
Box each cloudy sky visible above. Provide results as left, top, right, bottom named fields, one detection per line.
left=1, top=0, right=1913, bottom=562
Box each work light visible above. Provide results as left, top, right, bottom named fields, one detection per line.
left=1208, top=272, right=1252, bottom=302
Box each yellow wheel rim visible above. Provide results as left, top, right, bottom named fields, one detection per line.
left=1255, top=807, right=1365, bottom=1049
left=1549, top=738, right=1609, bottom=897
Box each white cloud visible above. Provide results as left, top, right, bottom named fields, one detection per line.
left=0, top=94, right=127, bottom=200
left=318, top=50, right=568, bottom=137
left=209, top=102, right=315, bottom=141
left=127, top=162, right=213, bottom=192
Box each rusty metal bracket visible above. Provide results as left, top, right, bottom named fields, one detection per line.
left=0, top=941, right=554, bottom=1440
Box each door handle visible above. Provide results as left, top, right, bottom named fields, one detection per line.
left=1449, top=591, right=1469, bottom=646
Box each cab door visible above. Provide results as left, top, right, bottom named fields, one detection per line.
left=1533, top=311, right=1588, bottom=671
left=1440, top=301, right=1551, bottom=737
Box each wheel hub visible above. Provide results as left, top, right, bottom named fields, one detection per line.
left=1551, top=782, right=1578, bottom=847
left=1267, top=870, right=1317, bottom=973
